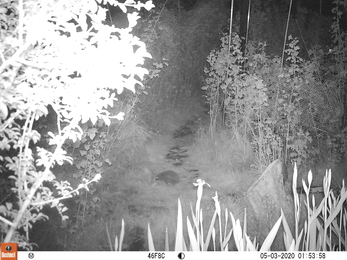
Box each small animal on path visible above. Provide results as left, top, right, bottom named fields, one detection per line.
left=155, top=170, right=180, bottom=185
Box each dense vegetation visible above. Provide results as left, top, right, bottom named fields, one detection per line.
left=0, top=0, right=346, bottom=251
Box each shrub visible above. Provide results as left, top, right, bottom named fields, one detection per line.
left=0, top=0, right=154, bottom=249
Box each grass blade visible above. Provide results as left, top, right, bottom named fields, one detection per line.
left=281, top=209, right=293, bottom=250
left=187, top=216, right=199, bottom=251
left=115, top=236, right=118, bottom=251
left=165, top=228, right=169, bottom=251
left=221, top=226, right=233, bottom=250
left=119, top=219, right=124, bottom=251
left=260, top=215, right=282, bottom=251
left=204, top=210, right=217, bottom=250
left=106, top=222, right=113, bottom=251
left=245, top=234, right=256, bottom=251
left=175, top=198, right=184, bottom=251
left=148, top=223, right=155, bottom=251
left=326, top=191, right=347, bottom=227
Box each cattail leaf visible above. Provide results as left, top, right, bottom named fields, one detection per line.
left=204, top=210, right=217, bottom=250
left=119, top=219, right=124, bottom=251
left=187, top=217, right=199, bottom=251
left=309, top=218, right=317, bottom=250
left=260, top=215, right=282, bottom=251
left=281, top=209, right=293, bottom=250
left=233, top=219, right=243, bottom=251
left=308, top=170, right=312, bottom=187
left=212, top=227, right=216, bottom=251
left=115, top=236, right=118, bottom=251
left=302, top=180, right=309, bottom=195
left=148, top=223, right=155, bottom=251
left=224, top=208, right=228, bottom=241
left=221, top=226, right=233, bottom=251
left=326, top=190, right=347, bottom=227
left=245, top=235, right=256, bottom=251
left=295, top=230, right=304, bottom=251
left=175, top=198, right=184, bottom=251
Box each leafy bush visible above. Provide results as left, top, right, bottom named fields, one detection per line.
left=0, top=0, right=154, bottom=249
left=203, top=32, right=313, bottom=167
left=202, top=0, right=347, bottom=169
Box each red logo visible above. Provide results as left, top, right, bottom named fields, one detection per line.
left=0, top=243, right=17, bottom=260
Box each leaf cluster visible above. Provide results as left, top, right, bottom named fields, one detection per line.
left=0, top=0, right=153, bottom=248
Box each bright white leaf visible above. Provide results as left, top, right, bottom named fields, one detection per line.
left=128, top=12, right=140, bottom=28
left=144, top=1, right=155, bottom=10
left=119, top=4, right=127, bottom=13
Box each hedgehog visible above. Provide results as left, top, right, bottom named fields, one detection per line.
left=155, top=170, right=180, bottom=185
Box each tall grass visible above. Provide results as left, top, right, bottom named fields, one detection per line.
left=111, top=164, right=346, bottom=251
left=283, top=166, right=347, bottom=251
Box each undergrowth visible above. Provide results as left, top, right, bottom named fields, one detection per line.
left=202, top=0, right=347, bottom=170
left=190, top=127, right=254, bottom=173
